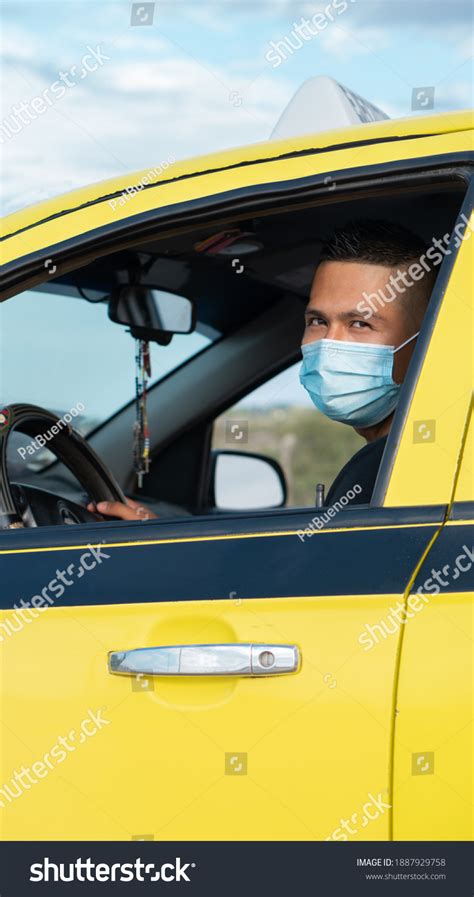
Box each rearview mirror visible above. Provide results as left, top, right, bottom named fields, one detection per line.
left=210, top=450, right=287, bottom=511
left=109, top=287, right=195, bottom=343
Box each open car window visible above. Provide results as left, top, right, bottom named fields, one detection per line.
left=212, top=361, right=363, bottom=508
left=0, top=287, right=214, bottom=472
left=0, top=168, right=469, bottom=523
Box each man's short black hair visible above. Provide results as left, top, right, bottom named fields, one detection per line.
left=320, top=219, right=429, bottom=267
left=319, top=218, right=437, bottom=325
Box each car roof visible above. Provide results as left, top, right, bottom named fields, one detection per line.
left=2, top=109, right=473, bottom=238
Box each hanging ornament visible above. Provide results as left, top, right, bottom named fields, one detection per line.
left=133, top=339, right=151, bottom=489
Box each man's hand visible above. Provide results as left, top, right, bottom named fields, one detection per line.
left=87, top=497, right=157, bottom=521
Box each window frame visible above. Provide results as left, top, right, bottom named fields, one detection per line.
left=373, top=181, right=474, bottom=507
left=1, top=157, right=472, bottom=534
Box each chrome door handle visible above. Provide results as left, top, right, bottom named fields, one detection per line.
left=108, top=644, right=300, bottom=677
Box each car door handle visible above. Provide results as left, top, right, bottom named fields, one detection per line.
left=108, top=644, right=300, bottom=677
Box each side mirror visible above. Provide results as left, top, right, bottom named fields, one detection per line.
left=210, top=450, right=287, bottom=511
left=109, top=287, right=196, bottom=344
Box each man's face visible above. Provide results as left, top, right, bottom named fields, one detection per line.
left=303, top=260, right=420, bottom=384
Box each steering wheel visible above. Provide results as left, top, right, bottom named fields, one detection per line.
left=0, top=404, right=127, bottom=528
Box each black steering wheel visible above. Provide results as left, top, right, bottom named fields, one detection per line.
left=0, top=404, right=127, bottom=528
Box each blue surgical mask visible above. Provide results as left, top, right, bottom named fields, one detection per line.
left=299, top=332, right=419, bottom=428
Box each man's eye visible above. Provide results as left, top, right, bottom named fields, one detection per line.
left=351, top=319, right=370, bottom=329
left=307, top=317, right=325, bottom=327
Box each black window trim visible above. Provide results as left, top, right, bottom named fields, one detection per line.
left=450, top=501, right=474, bottom=520
left=0, top=501, right=448, bottom=552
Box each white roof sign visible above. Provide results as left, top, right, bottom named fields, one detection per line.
left=271, top=76, right=389, bottom=140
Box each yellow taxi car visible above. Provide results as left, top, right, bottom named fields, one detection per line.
left=0, top=80, right=472, bottom=842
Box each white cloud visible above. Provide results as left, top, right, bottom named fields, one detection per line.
left=1, top=23, right=43, bottom=64
left=108, top=31, right=169, bottom=54
left=109, top=57, right=225, bottom=94
left=1, top=41, right=294, bottom=214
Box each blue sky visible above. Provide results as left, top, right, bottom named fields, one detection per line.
left=2, top=0, right=473, bottom=214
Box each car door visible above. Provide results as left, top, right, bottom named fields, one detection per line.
left=1, top=491, right=440, bottom=841
left=388, top=219, right=473, bottom=841
left=1, top=121, right=472, bottom=842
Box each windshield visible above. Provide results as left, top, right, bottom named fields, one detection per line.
left=0, top=288, right=214, bottom=470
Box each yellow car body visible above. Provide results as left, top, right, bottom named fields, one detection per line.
left=0, top=109, right=472, bottom=841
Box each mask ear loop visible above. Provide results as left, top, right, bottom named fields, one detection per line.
left=393, top=331, right=420, bottom=354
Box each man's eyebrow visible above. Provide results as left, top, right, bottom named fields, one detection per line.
left=339, top=307, right=386, bottom=321
left=304, top=305, right=386, bottom=321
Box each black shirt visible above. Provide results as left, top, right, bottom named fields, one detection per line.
left=325, top=435, right=388, bottom=507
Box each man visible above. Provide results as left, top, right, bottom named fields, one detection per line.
left=92, top=219, right=436, bottom=519
left=299, top=219, right=436, bottom=504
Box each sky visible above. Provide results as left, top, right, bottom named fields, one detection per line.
left=1, top=0, right=473, bottom=215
